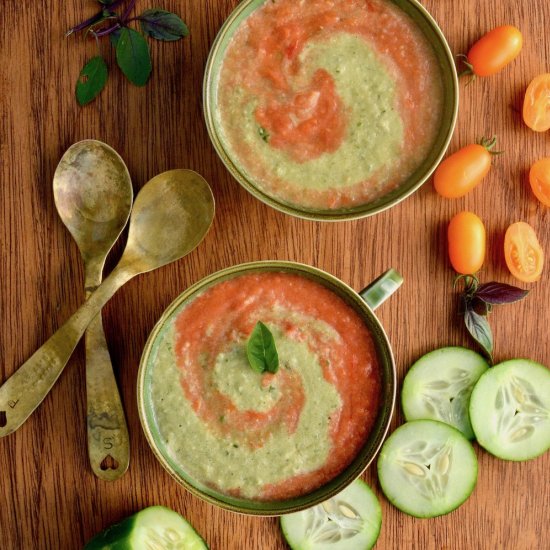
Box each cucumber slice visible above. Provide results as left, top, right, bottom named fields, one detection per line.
left=280, top=479, right=381, bottom=550
left=401, top=347, right=489, bottom=439
left=469, top=359, right=550, bottom=461
left=84, top=506, right=208, bottom=550
left=377, top=420, right=477, bottom=518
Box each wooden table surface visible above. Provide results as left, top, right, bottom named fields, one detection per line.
left=1, top=0, right=549, bottom=548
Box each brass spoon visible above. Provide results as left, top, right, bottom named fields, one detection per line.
left=53, top=140, right=133, bottom=481
left=0, top=169, right=215, bottom=438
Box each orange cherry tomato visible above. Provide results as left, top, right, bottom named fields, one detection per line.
left=523, top=74, right=550, bottom=132
left=448, top=212, right=486, bottom=274
left=434, top=139, right=497, bottom=198
left=466, top=25, right=523, bottom=77
left=504, top=222, right=544, bottom=283
left=529, top=158, right=550, bottom=207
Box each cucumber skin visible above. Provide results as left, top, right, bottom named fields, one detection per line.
left=84, top=506, right=209, bottom=550
left=377, top=420, right=478, bottom=519
left=469, top=359, right=550, bottom=462
left=84, top=516, right=136, bottom=550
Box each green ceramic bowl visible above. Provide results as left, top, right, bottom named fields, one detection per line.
left=203, top=0, right=458, bottom=221
left=137, top=261, right=402, bottom=515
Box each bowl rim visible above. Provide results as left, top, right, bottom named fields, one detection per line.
left=136, top=260, right=397, bottom=515
left=203, top=0, right=459, bottom=221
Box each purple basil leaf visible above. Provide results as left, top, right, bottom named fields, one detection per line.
left=139, top=9, right=189, bottom=41
left=464, top=307, right=493, bottom=361
left=475, top=282, right=529, bottom=305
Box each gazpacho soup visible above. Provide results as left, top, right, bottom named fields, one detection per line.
left=214, top=0, right=445, bottom=210
left=146, top=272, right=381, bottom=501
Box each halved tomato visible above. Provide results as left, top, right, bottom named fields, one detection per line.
left=504, top=222, right=544, bottom=283
left=529, top=158, right=550, bottom=207
left=523, top=74, right=550, bottom=132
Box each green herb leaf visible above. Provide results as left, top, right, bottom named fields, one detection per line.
left=464, top=307, right=493, bottom=362
left=115, top=28, right=152, bottom=86
left=247, top=322, right=279, bottom=374
left=75, top=56, right=108, bottom=106
left=259, top=126, right=270, bottom=142
left=139, top=9, right=189, bottom=41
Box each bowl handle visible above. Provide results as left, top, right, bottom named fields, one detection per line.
left=359, top=269, right=403, bottom=311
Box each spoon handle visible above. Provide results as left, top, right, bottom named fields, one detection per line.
left=84, top=278, right=130, bottom=481
left=0, top=266, right=133, bottom=437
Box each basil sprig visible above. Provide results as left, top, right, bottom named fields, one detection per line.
left=455, top=275, right=529, bottom=362
left=68, top=0, right=188, bottom=105
left=247, top=322, right=279, bottom=374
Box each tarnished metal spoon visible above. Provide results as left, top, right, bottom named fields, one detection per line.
left=53, top=140, right=133, bottom=481
left=0, top=169, right=215, bottom=438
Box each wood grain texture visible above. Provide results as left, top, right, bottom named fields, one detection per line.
left=0, top=0, right=549, bottom=548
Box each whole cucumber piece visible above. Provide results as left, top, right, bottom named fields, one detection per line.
left=84, top=505, right=208, bottom=550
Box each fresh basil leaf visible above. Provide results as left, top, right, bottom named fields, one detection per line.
left=464, top=307, right=493, bottom=361
left=139, top=9, right=189, bottom=41
left=75, top=56, right=108, bottom=106
left=116, top=28, right=152, bottom=86
left=259, top=126, right=270, bottom=142
left=475, top=282, right=529, bottom=305
left=247, top=322, right=279, bottom=374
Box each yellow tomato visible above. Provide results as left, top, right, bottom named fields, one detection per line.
left=529, top=158, right=550, bottom=206
left=504, top=222, right=544, bottom=283
left=523, top=74, right=550, bottom=132
left=466, top=26, right=523, bottom=77
left=434, top=143, right=493, bottom=198
left=448, top=212, right=486, bottom=274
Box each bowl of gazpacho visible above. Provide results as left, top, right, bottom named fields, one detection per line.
left=204, top=0, right=458, bottom=220
left=137, top=262, right=401, bottom=514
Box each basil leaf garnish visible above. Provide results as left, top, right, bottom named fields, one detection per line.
left=247, top=322, right=279, bottom=374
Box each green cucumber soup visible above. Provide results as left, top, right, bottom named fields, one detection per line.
left=146, top=272, right=381, bottom=501
left=215, top=0, right=444, bottom=210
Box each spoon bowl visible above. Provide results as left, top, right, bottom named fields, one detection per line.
left=122, top=170, right=216, bottom=272
left=53, top=141, right=133, bottom=265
